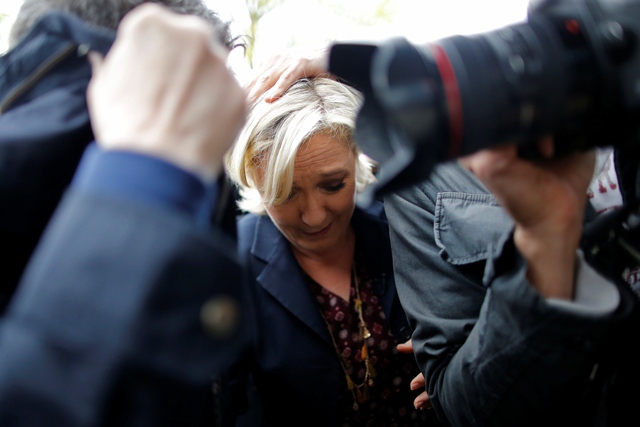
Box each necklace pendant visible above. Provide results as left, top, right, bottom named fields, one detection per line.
left=356, top=387, right=367, bottom=404
left=359, top=324, right=371, bottom=341
left=361, top=343, right=368, bottom=360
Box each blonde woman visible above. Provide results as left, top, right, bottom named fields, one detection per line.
left=226, top=77, right=438, bottom=426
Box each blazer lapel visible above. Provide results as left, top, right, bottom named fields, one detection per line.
left=251, top=216, right=331, bottom=344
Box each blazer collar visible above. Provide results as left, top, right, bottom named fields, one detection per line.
left=250, top=206, right=397, bottom=341
left=251, top=215, right=331, bottom=342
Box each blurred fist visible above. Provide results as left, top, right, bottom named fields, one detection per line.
left=87, top=3, right=246, bottom=181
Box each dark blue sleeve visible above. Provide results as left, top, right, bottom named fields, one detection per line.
left=71, top=143, right=218, bottom=226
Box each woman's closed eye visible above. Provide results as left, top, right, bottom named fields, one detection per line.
left=284, top=188, right=298, bottom=202
left=324, top=182, right=346, bottom=193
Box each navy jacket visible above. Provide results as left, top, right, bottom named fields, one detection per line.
left=0, top=12, right=113, bottom=309
left=236, top=204, right=412, bottom=426
left=0, top=13, right=252, bottom=426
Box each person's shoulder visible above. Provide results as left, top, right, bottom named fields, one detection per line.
left=237, top=212, right=284, bottom=264
left=420, top=162, right=485, bottom=194
left=384, top=161, right=489, bottom=211
left=237, top=211, right=258, bottom=226
left=237, top=212, right=279, bottom=251
left=236, top=212, right=261, bottom=250
left=237, top=212, right=259, bottom=236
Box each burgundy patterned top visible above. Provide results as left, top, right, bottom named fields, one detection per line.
left=307, top=257, right=434, bottom=426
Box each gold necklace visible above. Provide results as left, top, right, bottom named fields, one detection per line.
left=322, top=263, right=377, bottom=410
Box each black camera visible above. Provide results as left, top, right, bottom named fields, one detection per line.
left=329, top=0, right=640, bottom=198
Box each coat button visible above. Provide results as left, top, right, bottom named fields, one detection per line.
left=200, top=296, right=240, bottom=339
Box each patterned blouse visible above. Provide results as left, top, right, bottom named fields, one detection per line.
left=306, top=251, right=438, bottom=426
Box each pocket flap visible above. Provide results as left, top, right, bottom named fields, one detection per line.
left=435, top=192, right=513, bottom=265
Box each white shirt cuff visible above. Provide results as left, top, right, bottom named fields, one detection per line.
left=546, top=250, right=620, bottom=316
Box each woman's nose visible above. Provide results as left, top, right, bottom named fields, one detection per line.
left=301, top=196, right=326, bottom=227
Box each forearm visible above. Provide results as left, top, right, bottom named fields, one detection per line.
left=442, top=241, right=617, bottom=423
left=514, top=224, right=582, bottom=300
left=384, top=163, right=619, bottom=426
left=0, top=189, right=249, bottom=425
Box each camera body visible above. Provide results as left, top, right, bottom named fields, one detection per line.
left=329, top=0, right=640, bottom=197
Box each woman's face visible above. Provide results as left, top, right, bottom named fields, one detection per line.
left=260, top=133, right=357, bottom=258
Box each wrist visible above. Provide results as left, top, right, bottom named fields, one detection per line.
left=97, top=137, right=223, bottom=184
left=514, top=226, right=581, bottom=300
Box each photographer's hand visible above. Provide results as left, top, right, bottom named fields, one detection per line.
left=87, top=3, right=246, bottom=182
left=245, top=47, right=330, bottom=104
left=460, top=138, right=596, bottom=300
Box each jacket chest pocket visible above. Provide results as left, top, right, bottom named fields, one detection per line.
left=435, top=192, right=513, bottom=265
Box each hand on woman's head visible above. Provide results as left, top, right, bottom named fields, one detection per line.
left=245, top=47, right=331, bottom=104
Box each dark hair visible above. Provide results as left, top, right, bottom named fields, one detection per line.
left=9, top=0, right=233, bottom=48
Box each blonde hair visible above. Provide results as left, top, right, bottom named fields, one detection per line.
left=225, top=78, right=377, bottom=215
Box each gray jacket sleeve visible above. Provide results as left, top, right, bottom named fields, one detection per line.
left=384, top=161, right=615, bottom=427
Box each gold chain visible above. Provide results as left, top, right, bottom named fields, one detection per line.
left=321, top=263, right=377, bottom=411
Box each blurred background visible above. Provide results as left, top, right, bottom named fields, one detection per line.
left=0, top=0, right=529, bottom=83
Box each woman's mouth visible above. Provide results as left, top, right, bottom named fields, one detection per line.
left=305, top=222, right=332, bottom=237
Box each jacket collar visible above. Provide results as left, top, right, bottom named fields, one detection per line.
left=249, top=205, right=397, bottom=342
left=0, top=12, right=114, bottom=112
left=251, top=214, right=330, bottom=342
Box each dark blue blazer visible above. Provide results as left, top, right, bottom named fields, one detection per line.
left=0, top=12, right=113, bottom=309
left=236, top=204, right=412, bottom=426
left=0, top=189, right=253, bottom=426
left=0, top=13, right=252, bottom=426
